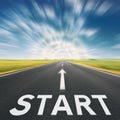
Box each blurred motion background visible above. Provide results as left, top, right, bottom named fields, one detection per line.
left=0, top=0, right=120, bottom=59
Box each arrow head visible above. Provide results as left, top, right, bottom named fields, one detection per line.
left=58, top=69, right=66, bottom=74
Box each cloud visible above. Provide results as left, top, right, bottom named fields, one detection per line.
left=32, top=1, right=45, bottom=18
left=66, top=0, right=83, bottom=15
left=84, top=0, right=95, bottom=12
left=0, top=42, right=19, bottom=48
left=44, top=6, right=56, bottom=19
left=75, top=17, right=85, bottom=32
left=0, top=29, right=12, bottom=36
left=96, top=1, right=112, bottom=15
left=29, top=40, right=91, bottom=59
left=63, top=13, right=85, bottom=34
left=0, top=0, right=119, bottom=59
left=3, top=20, right=18, bottom=30
left=79, top=29, right=98, bottom=37
left=112, top=44, right=120, bottom=49
left=84, top=0, right=112, bottom=16
left=18, top=21, right=31, bottom=31
left=0, top=28, right=17, bottom=42
left=0, top=6, right=96, bottom=59
left=74, top=0, right=83, bottom=14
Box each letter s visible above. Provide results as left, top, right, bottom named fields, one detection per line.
left=9, top=94, right=34, bottom=116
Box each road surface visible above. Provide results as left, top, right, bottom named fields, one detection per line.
left=0, top=61, right=120, bottom=120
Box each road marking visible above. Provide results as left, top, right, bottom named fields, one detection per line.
left=59, top=69, right=66, bottom=90
left=61, top=63, right=63, bottom=67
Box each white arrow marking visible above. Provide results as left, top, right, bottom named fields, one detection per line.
left=59, top=69, right=66, bottom=90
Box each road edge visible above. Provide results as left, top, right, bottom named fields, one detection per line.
left=0, top=62, right=56, bottom=78
left=68, top=61, right=120, bottom=78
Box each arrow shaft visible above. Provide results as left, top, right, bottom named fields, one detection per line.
left=60, top=73, right=65, bottom=90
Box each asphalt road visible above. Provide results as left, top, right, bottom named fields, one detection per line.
left=0, top=61, right=120, bottom=120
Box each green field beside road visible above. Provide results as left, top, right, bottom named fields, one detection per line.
left=70, top=59, right=120, bottom=75
left=0, top=59, right=120, bottom=76
left=0, top=60, right=56, bottom=75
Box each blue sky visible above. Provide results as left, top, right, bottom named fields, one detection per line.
left=0, top=0, right=120, bottom=59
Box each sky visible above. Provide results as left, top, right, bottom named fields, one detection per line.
left=0, top=0, right=120, bottom=59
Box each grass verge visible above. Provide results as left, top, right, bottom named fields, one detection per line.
left=0, top=60, right=57, bottom=75
left=70, top=59, right=120, bottom=75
